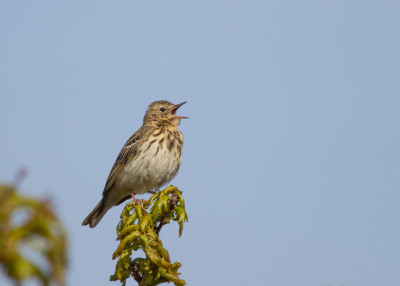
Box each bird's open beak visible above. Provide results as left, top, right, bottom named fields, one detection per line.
left=171, top=102, right=188, bottom=119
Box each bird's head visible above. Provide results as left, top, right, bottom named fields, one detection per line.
left=143, top=100, right=188, bottom=126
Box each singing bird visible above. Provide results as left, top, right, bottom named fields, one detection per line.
left=82, top=100, right=187, bottom=227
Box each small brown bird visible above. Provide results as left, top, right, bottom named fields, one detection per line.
left=82, top=100, right=187, bottom=228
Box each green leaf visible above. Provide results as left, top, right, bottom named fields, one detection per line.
left=117, top=225, right=139, bottom=240
left=113, top=231, right=141, bottom=259
left=139, top=214, right=154, bottom=232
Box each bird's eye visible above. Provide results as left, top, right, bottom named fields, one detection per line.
left=160, top=107, right=166, bottom=112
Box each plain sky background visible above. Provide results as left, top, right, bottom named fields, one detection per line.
left=1, top=1, right=399, bottom=286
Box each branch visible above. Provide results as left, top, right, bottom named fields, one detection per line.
left=155, top=196, right=178, bottom=235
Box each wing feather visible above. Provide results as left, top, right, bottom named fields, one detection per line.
left=102, top=126, right=149, bottom=196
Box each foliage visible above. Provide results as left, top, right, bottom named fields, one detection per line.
left=0, top=184, right=68, bottom=286
left=111, top=186, right=188, bottom=286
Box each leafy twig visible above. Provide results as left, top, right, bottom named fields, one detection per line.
left=111, top=185, right=188, bottom=286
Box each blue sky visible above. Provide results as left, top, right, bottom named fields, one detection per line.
left=1, top=1, right=399, bottom=285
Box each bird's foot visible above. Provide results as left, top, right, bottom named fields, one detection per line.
left=131, top=194, right=146, bottom=210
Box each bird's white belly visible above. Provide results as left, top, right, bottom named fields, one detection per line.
left=118, top=140, right=180, bottom=194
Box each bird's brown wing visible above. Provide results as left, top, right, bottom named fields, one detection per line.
left=102, top=126, right=149, bottom=197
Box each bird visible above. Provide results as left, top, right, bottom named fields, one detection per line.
left=82, top=100, right=187, bottom=228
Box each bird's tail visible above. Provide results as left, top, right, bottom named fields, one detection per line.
left=82, top=200, right=109, bottom=228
